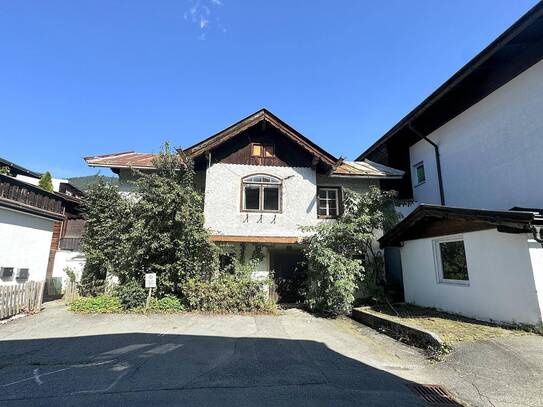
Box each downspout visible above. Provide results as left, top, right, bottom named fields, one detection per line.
left=409, top=123, right=445, bottom=205
left=531, top=225, right=543, bottom=246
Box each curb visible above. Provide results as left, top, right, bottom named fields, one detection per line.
left=351, top=307, right=444, bottom=350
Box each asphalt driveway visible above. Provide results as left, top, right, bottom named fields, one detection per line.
left=0, top=301, right=542, bottom=406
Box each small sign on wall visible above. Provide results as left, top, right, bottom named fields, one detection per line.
left=145, top=273, right=156, bottom=288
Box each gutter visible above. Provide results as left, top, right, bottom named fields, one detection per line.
left=409, top=123, right=445, bottom=206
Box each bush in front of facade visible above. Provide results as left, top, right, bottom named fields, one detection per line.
left=115, top=280, right=147, bottom=310
left=70, top=295, right=122, bottom=313
left=181, top=274, right=273, bottom=313
left=148, top=294, right=185, bottom=312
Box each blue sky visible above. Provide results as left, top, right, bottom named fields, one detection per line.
left=0, top=0, right=538, bottom=178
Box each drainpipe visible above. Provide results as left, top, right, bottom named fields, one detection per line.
left=531, top=226, right=543, bottom=246
left=409, top=123, right=445, bottom=206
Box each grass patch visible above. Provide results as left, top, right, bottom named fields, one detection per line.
left=367, top=303, right=531, bottom=343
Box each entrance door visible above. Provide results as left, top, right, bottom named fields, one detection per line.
left=269, top=249, right=306, bottom=304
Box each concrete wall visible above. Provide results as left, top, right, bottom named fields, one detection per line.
left=0, top=207, right=54, bottom=285
left=409, top=59, right=543, bottom=209
left=400, top=229, right=542, bottom=325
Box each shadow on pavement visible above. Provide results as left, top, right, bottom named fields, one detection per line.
left=0, top=333, right=426, bottom=406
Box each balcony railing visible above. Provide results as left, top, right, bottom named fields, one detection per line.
left=0, top=174, right=64, bottom=216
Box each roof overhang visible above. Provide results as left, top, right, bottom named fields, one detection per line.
left=379, top=204, right=543, bottom=247
left=357, top=2, right=543, bottom=162
left=84, top=151, right=158, bottom=170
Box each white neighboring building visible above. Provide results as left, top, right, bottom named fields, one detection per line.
left=379, top=206, right=543, bottom=325
left=85, top=109, right=403, bottom=302
left=0, top=158, right=85, bottom=294
left=359, top=3, right=543, bottom=325
left=0, top=174, right=66, bottom=287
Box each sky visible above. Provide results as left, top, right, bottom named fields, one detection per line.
left=0, top=0, right=539, bottom=178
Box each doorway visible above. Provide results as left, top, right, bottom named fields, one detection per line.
left=269, top=248, right=306, bottom=304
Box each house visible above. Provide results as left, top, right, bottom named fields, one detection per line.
left=357, top=3, right=543, bottom=325
left=0, top=158, right=85, bottom=295
left=85, top=109, right=403, bottom=301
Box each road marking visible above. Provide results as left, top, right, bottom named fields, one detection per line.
left=1, top=367, right=70, bottom=388
left=32, top=369, right=43, bottom=385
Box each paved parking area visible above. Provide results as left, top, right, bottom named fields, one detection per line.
left=0, top=301, right=542, bottom=406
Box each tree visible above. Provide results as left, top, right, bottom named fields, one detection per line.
left=79, top=142, right=219, bottom=297
left=79, top=179, right=131, bottom=295
left=301, top=186, right=399, bottom=316
left=126, top=142, right=220, bottom=296
left=38, top=171, right=54, bottom=192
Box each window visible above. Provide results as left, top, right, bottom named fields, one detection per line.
left=434, top=237, right=469, bottom=284
left=251, top=143, right=275, bottom=158
left=414, top=161, right=426, bottom=185
left=242, top=174, right=281, bottom=212
left=317, top=187, right=340, bottom=218
left=16, top=268, right=29, bottom=280
left=0, top=267, right=14, bottom=279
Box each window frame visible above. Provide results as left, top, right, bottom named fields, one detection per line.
left=240, top=173, right=282, bottom=213
left=413, top=161, right=426, bottom=187
left=251, top=143, right=275, bottom=158
left=432, top=235, right=470, bottom=286
left=317, top=186, right=342, bottom=219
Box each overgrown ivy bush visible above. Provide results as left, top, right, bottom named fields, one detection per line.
left=301, top=186, right=399, bottom=316
left=115, top=280, right=147, bottom=310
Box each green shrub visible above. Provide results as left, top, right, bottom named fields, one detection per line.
left=115, top=280, right=147, bottom=310
left=148, top=294, right=185, bottom=313
left=301, top=187, right=400, bottom=316
left=181, top=275, right=274, bottom=313
left=70, top=295, right=122, bottom=313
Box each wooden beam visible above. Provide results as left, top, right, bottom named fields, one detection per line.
left=210, top=235, right=300, bottom=244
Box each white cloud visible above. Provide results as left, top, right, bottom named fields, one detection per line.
left=184, top=0, right=225, bottom=39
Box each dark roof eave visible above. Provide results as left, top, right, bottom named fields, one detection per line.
left=0, top=198, right=65, bottom=221
left=379, top=204, right=539, bottom=247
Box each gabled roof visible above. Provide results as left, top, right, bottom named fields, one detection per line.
left=83, top=109, right=404, bottom=179
left=84, top=151, right=158, bottom=169
left=357, top=2, right=543, bottom=162
left=332, top=160, right=404, bottom=179
left=379, top=204, right=543, bottom=247
left=182, top=108, right=339, bottom=167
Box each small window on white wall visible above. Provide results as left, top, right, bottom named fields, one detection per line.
left=413, top=161, right=426, bottom=186
left=433, top=236, right=469, bottom=285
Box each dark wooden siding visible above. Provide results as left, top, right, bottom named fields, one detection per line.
left=210, top=124, right=315, bottom=168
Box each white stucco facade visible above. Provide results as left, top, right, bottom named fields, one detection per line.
left=205, top=163, right=317, bottom=238
left=400, top=229, right=543, bottom=325
left=409, top=59, right=543, bottom=210
left=203, top=163, right=376, bottom=238
left=0, top=207, right=55, bottom=286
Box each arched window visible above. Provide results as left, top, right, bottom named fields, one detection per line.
left=242, top=174, right=281, bottom=212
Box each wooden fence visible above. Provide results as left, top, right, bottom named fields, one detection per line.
left=0, top=281, right=45, bottom=320
left=64, top=280, right=79, bottom=304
